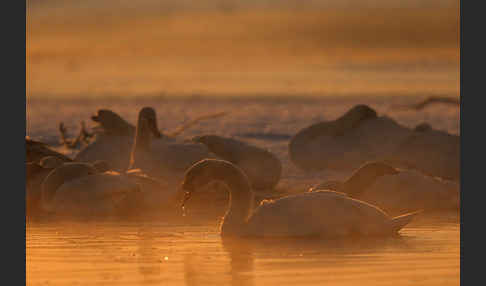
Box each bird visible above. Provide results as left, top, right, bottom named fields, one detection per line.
left=74, top=107, right=226, bottom=172
left=181, top=159, right=420, bottom=238
left=385, top=124, right=460, bottom=182
left=393, top=96, right=460, bottom=110
left=309, top=161, right=459, bottom=214
left=129, top=107, right=216, bottom=185
left=193, top=134, right=282, bottom=190
left=288, top=105, right=412, bottom=172
left=26, top=136, right=72, bottom=164
left=39, top=162, right=142, bottom=217
left=73, top=109, right=149, bottom=171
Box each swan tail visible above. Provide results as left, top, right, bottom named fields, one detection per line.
left=390, top=210, right=422, bottom=232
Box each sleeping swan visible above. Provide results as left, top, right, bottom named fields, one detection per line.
left=289, top=105, right=411, bottom=171
left=181, top=159, right=419, bottom=238
left=40, top=162, right=141, bottom=216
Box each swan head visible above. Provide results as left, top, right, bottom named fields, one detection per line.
left=192, top=135, right=226, bottom=153
left=181, top=159, right=249, bottom=205
left=414, top=122, right=432, bottom=132
left=355, top=161, right=399, bottom=176
left=182, top=159, right=224, bottom=193
left=138, top=107, right=161, bottom=138
left=192, top=134, right=215, bottom=145
left=341, top=161, right=400, bottom=196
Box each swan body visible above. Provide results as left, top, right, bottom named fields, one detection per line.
left=386, top=126, right=460, bottom=181
left=26, top=137, right=72, bottom=164
left=75, top=108, right=223, bottom=172
left=75, top=133, right=135, bottom=172
left=129, top=107, right=215, bottom=183
left=289, top=105, right=411, bottom=171
left=40, top=162, right=141, bottom=216
left=74, top=109, right=145, bottom=171
left=310, top=162, right=459, bottom=213
left=193, top=135, right=282, bottom=190
left=90, top=109, right=136, bottom=136
left=111, top=169, right=179, bottom=213
left=181, top=159, right=418, bottom=238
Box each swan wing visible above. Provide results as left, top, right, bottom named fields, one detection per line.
left=50, top=173, right=140, bottom=214
left=247, top=191, right=395, bottom=237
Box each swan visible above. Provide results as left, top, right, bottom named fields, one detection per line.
left=27, top=156, right=81, bottom=215
left=309, top=161, right=459, bottom=214
left=90, top=109, right=136, bottom=136
left=192, top=135, right=282, bottom=190
left=129, top=107, right=216, bottom=184
left=74, top=107, right=225, bottom=172
left=40, top=162, right=142, bottom=216
left=180, top=159, right=419, bottom=238
left=26, top=137, right=72, bottom=163
left=26, top=157, right=140, bottom=216
left=28, top=155, right=179, bottom=217
left=289, top=105, right=412, bottom=171
left=385, top=124, right=460, bottom=182
left=73, top=109, right=151, bottom=171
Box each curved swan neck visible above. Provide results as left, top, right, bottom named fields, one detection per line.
left=217, top=166, right=254, bottom=235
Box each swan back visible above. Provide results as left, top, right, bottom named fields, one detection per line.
left=47, top=172, right=141, bottom=216
left=91, top=109, right=135, bottom=136
left=193, top=135, right=282, bottom=190
left=41, top=163, right=98, bottom=210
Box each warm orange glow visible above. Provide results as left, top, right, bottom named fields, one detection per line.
left=26, top=1, right=459, bottom=97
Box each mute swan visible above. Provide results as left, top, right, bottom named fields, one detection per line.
left=129, top=107, right=215, bottom=183
left=289, top=105, right=412, bottom=171
left=26, top=137, right=72, bottom=163
left=181, top=159, right=419, bottom=238
left=193, top=135, right=282, bottom=190
left=310, top=161, right=459, bottom=213
left=27, top=156, right=79, bottom=215
left=91, top=109, right=136, bottom=136
left=74, top=107, right=224, bottom=172
left=40, top=162, right=141, bottom=216
left=74, top=109, right=146, bottom=171
left=385, top=125, right=460, bottom=182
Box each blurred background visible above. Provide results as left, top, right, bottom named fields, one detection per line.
left=26, top=0, right=459, bottom=98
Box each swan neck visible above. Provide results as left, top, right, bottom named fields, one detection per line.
left=220, top=170, right=253, bottom=235
left=130, top=118, right=151, bottom=168
left=41, top=172, right=60, bottom=207
left=341, top=171, right=378, bottom=197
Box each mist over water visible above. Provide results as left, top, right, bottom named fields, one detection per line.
left=26, top=1, right=460, bottom=285
left=27, top=0, right=459, bottom=97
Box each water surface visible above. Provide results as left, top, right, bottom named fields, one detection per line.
left=27, top=213, right=459, bottom=286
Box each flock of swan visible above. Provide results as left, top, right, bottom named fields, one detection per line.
left=26, top=103, right=460, bottom=238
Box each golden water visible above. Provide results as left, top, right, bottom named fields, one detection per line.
left=27, top=212, right=459, bottom=286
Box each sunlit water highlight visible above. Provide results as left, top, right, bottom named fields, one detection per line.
left=27, top=213, right=459, bottom=286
